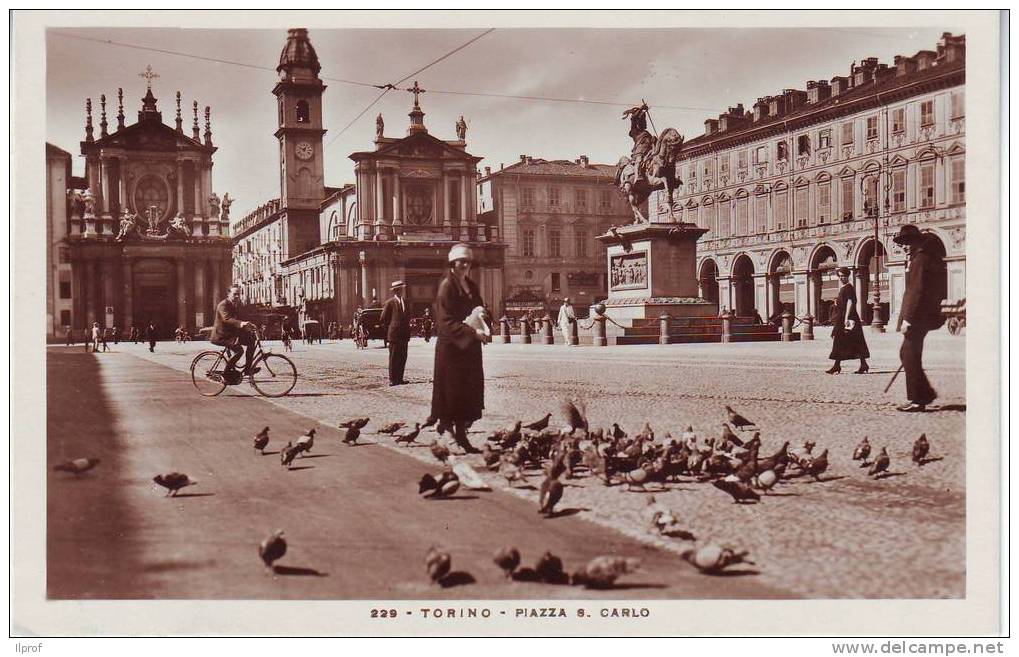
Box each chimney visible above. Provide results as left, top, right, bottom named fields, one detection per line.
left=830, top=76, right=849, bottom=97
left=484, top=166, right=491, bottom=176
left=768, top=95, right=785, bottom=117
left=783, top=89, right=807, bottom=112
left=854, top=57, right=878, bottom=86
left=578, top=155, right=589, bottom=167
left=753, top=97, right=770, bottom=122
left=895, top=55, right=917, bottom=77
left=874, top=63, right=894, bottom=83
left=938, top=32, right=966, bottom=63
left=519, top=154, right=527, bottom=163
left=704, top=118, right=718, bottom=135
left=525, top=156, right=534, bottom=165
left=915, top=50, right=937, bottom=70
left=807, top=80, right=831, bottom=104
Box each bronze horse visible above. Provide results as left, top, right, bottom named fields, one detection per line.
left=614, top=127, right=685, bottom=225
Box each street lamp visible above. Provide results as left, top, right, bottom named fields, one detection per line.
left=871, top=182, right=887, bottom=333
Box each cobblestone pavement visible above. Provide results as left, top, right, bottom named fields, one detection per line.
left=119, top=330, right=965, bottom=598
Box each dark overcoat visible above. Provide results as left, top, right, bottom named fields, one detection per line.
left=210, top=298, right=245, bottom=345
left=379, top=296, right=411, bottom=343
left=430, top=272, right=485, bottom=425
left=829, top=283, right=870, bottom=360
left=900, top=238, right=948, bottom=330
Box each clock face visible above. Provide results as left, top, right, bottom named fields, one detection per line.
left=295, top=141, right=314, bottom=160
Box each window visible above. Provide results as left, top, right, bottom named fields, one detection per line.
left=551, top=272, right=561, bottom=293
left=575, top=189, right=587, bottom=209
left=521, top=228, right=535, bottom=256
left=548, top=187, right=560, bottom=207
left=754, top=145, right=768, bottom=164
left=599, top=190, right=612, bottom=209
left=521, top=188, right=535, bottom=207
left=950, top=92, right=964, bottom=119
left=950, top=155, right=965, bottom=203
left=60, top=310, right=71, bottom=326
left=816, top=182, right=831, bottom=223
left=704, top=159, right=715, bottom=180
left=818, top=129, right=832, bottom=149
left=754, top=195, right=767, bottom=233
left=892, top=169, right=906, bottom=212
left=866, top=116, right=879, bottom=141
left=717, top=200, right=730, bottom=237
left=794, top=185, right=808, bottom=227
left=549, top=228, right=562, bottom=257
left=919, top=161, right=936, bottom=207
left=797, top=135, right=811, bottom=156
left=841, top=122, right=854, bottom=145
left=296, top=100, right=310, bottom=123
left=575, top=230, right=588, bottom=258
left=59, top=281, right=71, bottom=299
left=59, top=247, right=70, bottom=264
left=841, top=177, right=855, bottom=219
left=524, top=270, right=534, bottom=280
left=702, top=202, right=714, bottom=233
left=892, top=108, right=906, bottom=133
left=738, top=150, right=748, bottom=168
left=776, top=142, right=788, bottom=161
left=736, top=196, right=749, bottom=236
left=720, top=155, right=729, bottom=173
left=863, top=176, right=879, bottom=216
left=920, top=100, right=935, bottom=127
left=774, top=190, right=788, bottom=230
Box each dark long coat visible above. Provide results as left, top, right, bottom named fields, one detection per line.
left=829, top=283, right=870, bottom=360
left=430, top=272, right=485, bottom=425
left=900, top=239, right=948, bottom=330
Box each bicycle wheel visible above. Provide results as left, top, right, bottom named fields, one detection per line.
left=249, top=353, right=298, bottom=397
left=191, top=351, right=228, bottom=397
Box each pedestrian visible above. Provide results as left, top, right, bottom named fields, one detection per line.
left=112, top=325, right=119, bottom=345
left=380, top=280, right=411, bottom=386
left=826, top=268, right=870, bottom=374
left=90, top=321, right=101, bottom=353
left=82, top=327, right=89, bottom=352
left=130, top=325, right=138, bottom=344
left=893, top=225, right=947, bottom=412
left=65, top=328, right=73, bottom=346
left=146, top=321, right=157, bottom=352
left=430, top=243, right=488, bottom=454
left=422, top=308, right=433, bottom=343
left=752, top=308, right=764, bottom=325
left=557, top=297, right=577, bottom=344
left=281, top=320, right=293, bottom=352
left=100, top=327, right=110, bottom=352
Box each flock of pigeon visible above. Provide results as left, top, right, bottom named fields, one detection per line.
left=52, top=397, right=936, bottom=589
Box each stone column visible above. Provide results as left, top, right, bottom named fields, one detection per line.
left=99, top=158, right=111, bottom=217
left=122, top=259, right=134, bottom=331
left=72, top=259, right=84, bottom=330
left=359, top=251, right=369, bottom=307
left=375, top=169, right=385, bottom=224
left=439, top=171, right=449, bottom=229
left=177, top=160, right=185, bottom=217
left=194, top=260, right=206, bottom=329
left=460, top=172, right=468, bottom=225
left=102, top=259, right=116, bottom=325
left=118, top=158, right=128, bottom=215
left=85, top=259, right=97, bottom=325
left=176, top=259, right=189, bottom=331
left=392, top=172, right=401, bottom=229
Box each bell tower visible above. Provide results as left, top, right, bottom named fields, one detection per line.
left=273, top=27, right=326, bottom=258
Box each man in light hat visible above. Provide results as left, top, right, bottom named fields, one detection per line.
left=380, top=280, right=411, bottom=386
left=557, top=297, right=576, bottom=344
left=893, top=224, right=947, bottom=412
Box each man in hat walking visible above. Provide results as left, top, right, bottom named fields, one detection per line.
left=380, top=280, right=411, bottom=386
left=557, top=297, right=577, bottom=344
left=893, top=224, right=947, bottom=412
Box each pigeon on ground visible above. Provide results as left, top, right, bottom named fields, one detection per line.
left=394, top=423, right=421, bottom=445
left=523, top=413, right=553, bottom=432
left=712, top=478, right=760, bottom=503
left=295, top=429, right=316, bottom=456
left=253, top=427, right=270, bottom=454
left=753, top=468, right=780, bottom=491
left=378, top=422, right=405, bottom=435
left=421, top=416, right=437, bottom=429
left=153, top=472, right=197, bottom=496
left=610, top=423, right=627, bottom=441
left=681, top=425, right=696, bottom=443
left=803, top=449, right=829, bottom=481
left=724, top=405, right=757, bottom=431
left=571, top=556, right=641, bottom=588
left=562, top=397, right=588, bottom=435
left=448, top=455, right=491, bottom=490
left=789, top=440, right=816, bottom=465
left=620, top=465, right=650, bottom=492
left=535, top=551, right=568, bottom=584
left=869, top=447, right=890, bottom=478
left=643, top=495, right=682, bottom=534
left=499, top=459, right=529, bottom=487
left=418, top=470, right=461, bottom=498
left=853, top=437, right=871, bottom=464
left=430, top=440, right=451, bottom=463
left=493, top=546, right=521, bottom=579
left=425, top=546, right=452, bottom=585
left=502, top=421, right=523, bottom=445
left=338, top=417, right=370, bottom=430
left=259, top=529, right=286, bottom=572
left=53, top=457, right=100, bottom=475
left=482, top=443, right=502, bottom=470
left=342, top=426, right=360, bottom=445
left=280, top=442, right=300, bottom=468
left=681, top=544, right=754, bottom=574
left=538, top=472, right=564, bottom=516
left=912, top=434, right=930, bottom=466
left=720, top=423, right=744, bottom=447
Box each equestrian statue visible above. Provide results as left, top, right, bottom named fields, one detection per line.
left=614, top=102, right=684, bottom=225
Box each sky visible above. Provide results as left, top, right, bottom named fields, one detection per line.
left=46, top=23, right=957, bottom=222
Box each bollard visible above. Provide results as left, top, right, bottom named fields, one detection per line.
left=659, top=313, right=670, bottom=345
left=721, top=310, right=733, bottom=343
left=569, top=318, right=579, bottom=346
left=520, top=316, right=532, bottom=344
left=593, top=314, right=607, bottom=347
left=499, top=316, right=511, bottom=344
left=802, top=313, right=814, bottom=341
left=542, top=315, right=554, bottom=345
left=781, top=310, right=794, bottom=342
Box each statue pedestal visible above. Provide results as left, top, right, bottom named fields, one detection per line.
left=70, top=215, right=82, bottom=236
left=208, top=221, right=221, bottom=237
left=83, top=214, right=97, bottom=237
left=219, top=221, right=230, bottom=237
left=595, top=223, right=715, bottom=322
left=192, top=219, right=204, bottom=238
left=100, top=214, right=114, bottom=236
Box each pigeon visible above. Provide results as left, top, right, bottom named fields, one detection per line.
left=643, top=495, right=682, bottom=534
left=562, top=397, right=588, bottom=435
left=753, top=468, right=780, bottom=491
left=803, top=449, right=829, bottom=481
left=608, top=225, right=633, bottom=253
left=869, top=447, right=890, bottom=478
left=421, top=416, right=438, bottom=430
left=712, top=478, right=760, bottom=503
left=499, top=459, right=529, bottom=487
left=481, top=443, right=503, bottom=470
left=430, top=440, right=451, bottom=463
left=523, top=413, right=553, bottom=432
left=493, top=546, right=521, bottom=579
left=681, top=544, right=754, bottom=574
left=378, top=422, right=405, bottom=435
left=258, top=529, right=286, bottom=572
left=342, top=426, right=360, bottom=445
left=425, top=546, right=452, bottom=585
left=720, top=423, right=744, bottom=447
left=338, top=417, right=369, bottom=429
left=448, top=455, right=491, bottom=490
left=789, top=440, right=816, bottom=465
left=912, top=434, right=930, bottom=466
left=538, top=473, right=564, bottom=516
left=502, top=421, right=523, bottom=445
left=280, top=442, right=300, bottom=468
left=253, top=427, right=270, bottom=454
left=535, top=551, right=568, bottom=584
left=620, top=465, right=650, bottom=492
left=571, top=556, right=641, bottom=589
left=153, top=472, right=197, bottom=496
left=610, top=423, right=627, bottom=441
left=853, top=437, right=871, bottom=464
left=681, top=425, right=696, bottom=443
left=394, top=423, right=421, bottom=445
left=53, top=457, right=100, bottom=475
left=418, top=470, right=461, bottom=498
left=295, top=429, right=316, bottom=456
left=724, top=405, right=757, bottom=431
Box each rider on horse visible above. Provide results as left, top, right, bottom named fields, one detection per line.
left=624, top=103, right=656, bottom=186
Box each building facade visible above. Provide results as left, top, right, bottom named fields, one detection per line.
left=49, top=80, right=233, bottom=340
left=477, top=156, right=632, bottom=317
left=232, top=28, right=505, bottom=330
left=652, top=32, right=966, bottom=327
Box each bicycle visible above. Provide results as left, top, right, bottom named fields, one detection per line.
left=190, top=331, right=298, bottom=398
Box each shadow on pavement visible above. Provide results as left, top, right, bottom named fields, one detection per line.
left=273, top=565, right=328, bottom=577
left=438, top=571, right=476, bottom=588
left=545, top=507, right=590, bottom=519
left=172, top=492, right=216, bottom=498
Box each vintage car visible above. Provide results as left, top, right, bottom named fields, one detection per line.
left=354, top=308, right=387, bottom=345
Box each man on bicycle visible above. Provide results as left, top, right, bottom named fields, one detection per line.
left=211, top=285, right=259, bottom=378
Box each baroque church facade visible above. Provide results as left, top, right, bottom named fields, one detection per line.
left=47, top=77, right=234, bottom=340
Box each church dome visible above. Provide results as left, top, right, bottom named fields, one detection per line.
left=277, top=28, right=321, bottom=74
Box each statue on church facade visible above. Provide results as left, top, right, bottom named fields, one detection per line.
left=375, top=113, right=384, bottom=140
left=456, top=115, right=467, bottom=141
left=221, top=193, right=233, bottom=221
left=68, top=189, right=85, bottom=218
left=166, top=213, right=191, bottom=240
left=208, top=192, right=221, bottom=220
left=81, top=188, right=96, bottom=218
left=115, top=207, right=140, bottom=241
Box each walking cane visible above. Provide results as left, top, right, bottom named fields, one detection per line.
left=883, top=364, right=904, bottom=394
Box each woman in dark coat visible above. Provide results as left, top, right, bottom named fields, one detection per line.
left=430, top=244, right=489, bottom=453
left=827, top=267, right=870, bottom=374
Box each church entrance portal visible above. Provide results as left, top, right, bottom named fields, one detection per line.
left=133, top=259, right=176, bottom=338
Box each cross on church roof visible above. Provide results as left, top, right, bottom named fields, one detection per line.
left=406, top=80, right=426, bottom=108
left=139, top=65, right=160, bottom=90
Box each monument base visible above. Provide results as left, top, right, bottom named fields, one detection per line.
left=601, top=296, right=716, bottom=322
